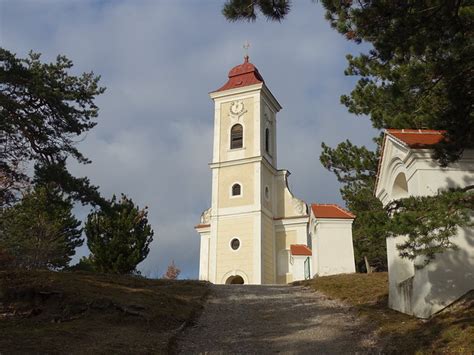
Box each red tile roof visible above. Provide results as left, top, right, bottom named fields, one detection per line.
left=311, top=204, right=355, bottom=219
left=214, top=56, right=264, bottom=92
left=290, top=244, right=312, bottom=256
left=387, top=129, right=445, bottom=148
left=194, top=223, right=210, bottom=229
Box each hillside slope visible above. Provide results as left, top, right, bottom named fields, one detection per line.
left=301, top=273, right=474, bottom=353
left=0, top=270, right=209, bottom=353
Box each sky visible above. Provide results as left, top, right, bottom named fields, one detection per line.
left=0, top=0, right=377, bottom=278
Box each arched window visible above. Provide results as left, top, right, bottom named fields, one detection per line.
left=230, top=124, right=243, bottom=149
left=232, top=183, right=241, bottom=196
left=265, top=128, right=270, bottom=153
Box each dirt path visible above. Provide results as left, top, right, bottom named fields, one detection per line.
left=176, top=284, right=379, bottom=354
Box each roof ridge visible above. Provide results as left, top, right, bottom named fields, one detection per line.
left=387, top=128, right=445, bottom=134
left=290, top=244, right=312, bottom=256
left=332, top=204, right=355, bottom=217
left=310, top=203, right=355, bottom=219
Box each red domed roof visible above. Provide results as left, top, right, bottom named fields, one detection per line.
left=215, top=56, right=264, bottom=92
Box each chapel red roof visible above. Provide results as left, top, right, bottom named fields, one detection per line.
left=386, top=129, right=446, bottom=148
left=290, top=244, right=312, bottom=256
left=214, top=56, right=264, bottom=92
left=311, top=204, right=355, bottom=219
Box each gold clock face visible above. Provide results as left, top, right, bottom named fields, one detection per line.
left=230, top=101, right=244, bottom=115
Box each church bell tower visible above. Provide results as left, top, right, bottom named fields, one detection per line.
left=195, top=55, right=308, bottom=285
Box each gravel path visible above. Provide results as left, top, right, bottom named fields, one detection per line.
left=176, top=284, right=378, bottom=354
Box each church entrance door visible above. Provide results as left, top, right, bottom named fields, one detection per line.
left=225, top=275, right=244, bottom=284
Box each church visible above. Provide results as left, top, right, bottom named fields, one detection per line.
left=195, top=56, right=356, bottom=285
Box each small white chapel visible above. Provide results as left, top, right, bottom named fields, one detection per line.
left=375, top=129, right=474, bottom=318
left=195, top=56, right=356, bottom=285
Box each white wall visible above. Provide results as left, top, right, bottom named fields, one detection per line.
left=410, top=227, right=474, bottom=318
left=386, top=228, right=474, bottom=318
left=377, top=139, right=474, bottom=318
left=386, top=235, right=415, bottom=314
left=274, top=219, right=310, bottom=284
left=291, top=255, right=310, bottom=281
left=311, top=217, right=356, bottom=277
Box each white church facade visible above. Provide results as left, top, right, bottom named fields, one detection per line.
left=375, top=129, right=474, bottom=318
left=195, top=56, right=356, bottom=285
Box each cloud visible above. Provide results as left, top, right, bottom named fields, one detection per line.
left=1, top=0, right=378, bottom=278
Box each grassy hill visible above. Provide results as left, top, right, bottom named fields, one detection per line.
left=1, top=270, right=472, bottom=353
left=0, top=270, right=209, bottom=353
left=301, top=273, right=474, bottom=354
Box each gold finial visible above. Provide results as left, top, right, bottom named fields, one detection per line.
left=243, top=41, right=250, bottom=62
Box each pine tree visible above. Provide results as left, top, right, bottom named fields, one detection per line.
left=222, top=0, right=290, bottom=22
left=386, top=186, right=473, bottom=265
left=0, top=48, right=106, bottom=207
left=0, top=186, right=83, bottom=269
left=85, top=194, right=154, bottom=274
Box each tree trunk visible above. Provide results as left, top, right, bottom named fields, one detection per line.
left=364, top=256, right=372, bottom=274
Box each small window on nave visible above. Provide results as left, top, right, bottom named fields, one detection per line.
left=232, top=183, right=241, bottom=196
left=265, top=186, right=270, bottom=200
left=230, top=124, right=243, bottom=149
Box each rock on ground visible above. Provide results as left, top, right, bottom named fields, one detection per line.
left=176, top=284, right=378, bottom=354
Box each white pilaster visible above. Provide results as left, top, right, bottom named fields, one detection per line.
left=199, top=233, right=210, bottom=280
left=254, top=94, right=261, bottom=157
left=212, top=104, right=221, bottom=163
left=253, top=213, right=262, bottom=284
left=208, top=216, right=218, bottom=283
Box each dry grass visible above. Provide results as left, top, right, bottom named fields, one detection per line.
left=301, top=273, right=474, bottom=354
left=0, top=270, right=210, bottom=354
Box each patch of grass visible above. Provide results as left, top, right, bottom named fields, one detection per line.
left=0, top=270, right=210, bottom=354
left=299, top=272, right=389, bottom=305
left=301, top=273, right=474, bottom=354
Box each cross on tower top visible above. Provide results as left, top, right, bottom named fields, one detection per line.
left=243, top=41, right=250, bottom=62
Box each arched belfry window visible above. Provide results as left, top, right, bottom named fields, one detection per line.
left=232, top=183, right=241, bottom=196
left=265, top=128, right=270, bottom=153
left=230, top=124, right=243, bottom=149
